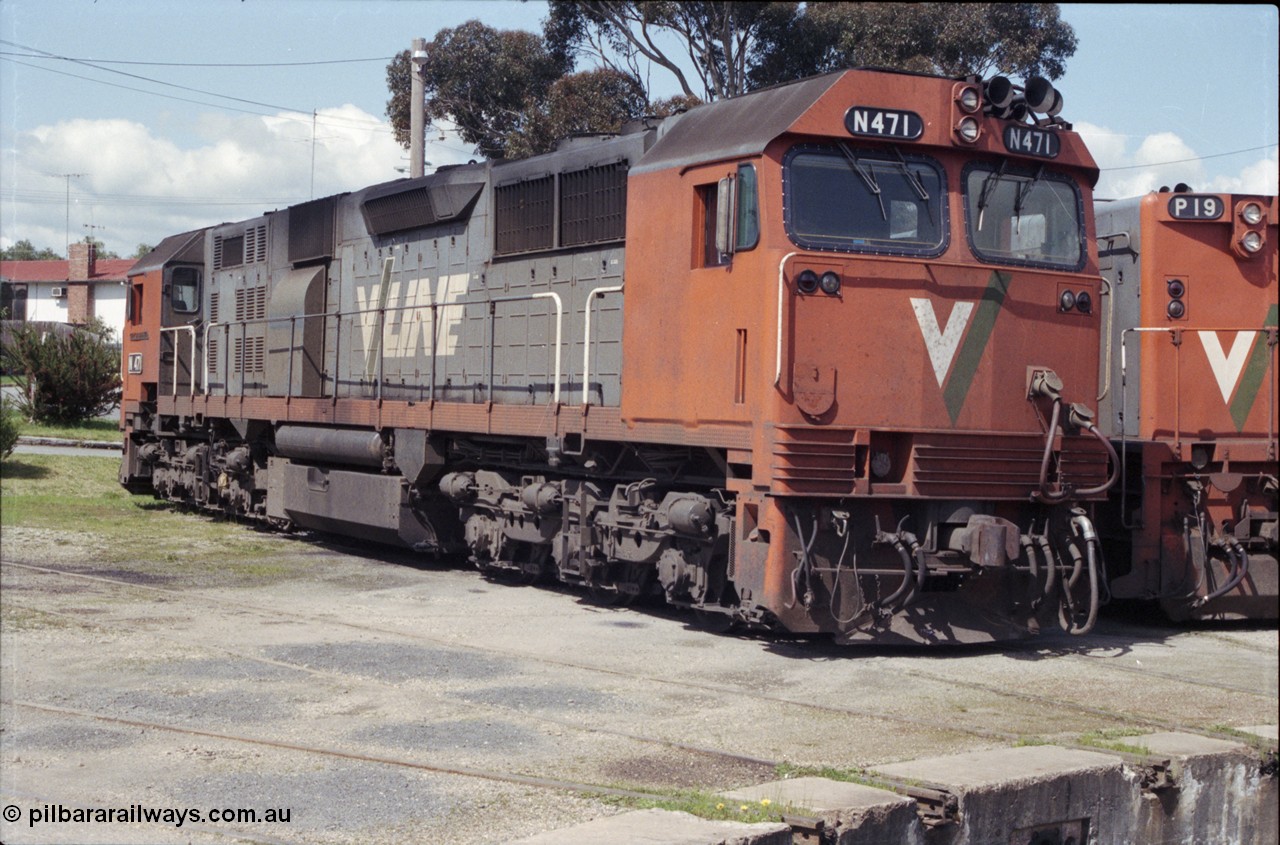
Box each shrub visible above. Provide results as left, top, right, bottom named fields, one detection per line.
left=0, top=396, right=19, bottom=461
left=0, top=318, right=121, bottom=425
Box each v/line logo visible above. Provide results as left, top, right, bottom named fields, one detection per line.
left=910, top=271, right=1011, bottom=425
left=1199, top=303, right=1279, bottom=432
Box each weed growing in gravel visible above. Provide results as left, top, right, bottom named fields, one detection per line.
left=604, top=788, right=798, bottom=823
left=1076, top=728, right=1151, bottom=755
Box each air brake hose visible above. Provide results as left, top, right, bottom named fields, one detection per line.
left=1073, top=423, right=1121, bottom=496
left=900, top=534, right=927, bottom=609
left=1064, top=514, right=1100, bottom=635
left=875, top=536, right=915, bottom=610
left=1034, top=399, right=1070, bottom=503
left=1196, top=538, right=1249, bottom=607
left=1035, top=533, right=1057, bottom=601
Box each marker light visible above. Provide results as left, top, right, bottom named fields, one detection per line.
left=1059, top=289, right=1076, bottom=312
left=1241, top=231, right=1264, bottom=253
left=1241, top=202, right=1264, bottom=225
left=1167, top=300, right=1186, bottom=319
left=1166, top=279, right=1186, bottom=298
left=957, top=116, right=981, bottom=143
left=1075, top=291, right=1092, bottom=314
left=796, top=269, right=819, bottom=294
left=820, top=271, right=841, bottom=295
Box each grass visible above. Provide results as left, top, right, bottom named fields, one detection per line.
left=0, top=453, right=292, bottom=572
left=603, top=788, right=799, bottom=824
left=17, top=417, right=121, bottom=443
left=1076, top=728, right=1151, bottom=755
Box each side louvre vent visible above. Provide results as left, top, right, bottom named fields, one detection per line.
left=494, top=175, right=555, bottom=255
left=561, top=162, right=627, bottom=247
left=288, top=197, right=336, bottom=265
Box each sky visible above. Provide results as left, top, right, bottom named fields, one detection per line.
left=1, top=1, right=1276, bottom=259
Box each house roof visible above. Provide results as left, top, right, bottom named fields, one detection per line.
left=0, top=258, right=135, bottom=284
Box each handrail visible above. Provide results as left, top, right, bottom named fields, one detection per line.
left=486, top=290, right=564, bottom=405
left=582, top=284, right=624, bottom=405
left=158, top=325, right=197, bottom=397
left=195, top=291, right=570, bottom=405
left=776, top=251, right=798, bottom=386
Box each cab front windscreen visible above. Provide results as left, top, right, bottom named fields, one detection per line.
left=963, top=163, right=1085, bottom=270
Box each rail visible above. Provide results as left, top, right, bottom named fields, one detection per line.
left=582, top=284, right=623, bottom=405
left=157, top=325, right=198, bottom=397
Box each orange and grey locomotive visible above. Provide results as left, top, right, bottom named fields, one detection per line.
left=1096, top=190, right=1278, bottom=620
left=121, top=69, right=1116, bottom=644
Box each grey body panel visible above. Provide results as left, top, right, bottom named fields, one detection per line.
left=1095, top=197, right=1145, bottom=439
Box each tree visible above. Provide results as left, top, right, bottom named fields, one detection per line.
left=749, top=3, right=1078, bottom=88
left=0, top=318, right=121, bottom=425
left=386, top=20, right=568, bottom=160
left=133, top=243, right=154, bottom=259
left=82, top=236, right=120, bottom=260
left=1, top=239, right=61, bottom=261
left=387, top=4, right=1076, bottom=161
left=545, top=1, right=797, bottom=101
left=504, top=68, right=652, bottom=159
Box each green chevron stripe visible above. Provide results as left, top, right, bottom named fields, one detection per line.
left=1228, top=303, right=1279, bottom=432
left=943, top=271, right=1010, bottom=425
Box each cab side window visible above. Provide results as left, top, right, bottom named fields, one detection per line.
left=169, top=266, right=200, bottom=314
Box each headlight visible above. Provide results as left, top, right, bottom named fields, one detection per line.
left=957, top=86, right=981, bottom=114
left=1166, top=279, right=1186, bottom=298
left=820, top=271, right=841, bottom=295
left=1059, top=289, right=1076, bottom=312
left=796, top=269, right=819, bottom=294
left=1241, top=231, right=1263, bottom=253
left=1075, top=291, right=1092, bottom=314
left=1167, top=299, right=1186, bottom=319
left=956, top=116, right=980, bottom=143
left=1241, top=202, right=1264, bottom=225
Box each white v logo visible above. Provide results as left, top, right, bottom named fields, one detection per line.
left=911, top=298, right=974, bottom=387
left=1198, top=330, right=1257, bottom=404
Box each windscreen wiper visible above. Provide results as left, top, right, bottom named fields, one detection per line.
left=976, top=159, right=1008, bottom=231
left=1012, top=165, right=1046, bottom=234
left=837, top=141, right=887, bottom=221
left=890, top=146, right=933, bottom=224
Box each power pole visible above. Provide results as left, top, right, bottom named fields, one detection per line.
left=410, top=38, right=427, bottom=178
left=47, top=172, right=85, bottom=254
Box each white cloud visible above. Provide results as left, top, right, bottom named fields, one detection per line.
left=1207, top=148, right=1280, bottom=195
left=1075, top=122, right=1277, bottom=201
left=1, top=106, right=475, bottom=258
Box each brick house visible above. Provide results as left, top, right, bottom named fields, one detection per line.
left=0, top=242, right=135, bottom=341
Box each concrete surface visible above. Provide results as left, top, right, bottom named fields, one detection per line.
left=1, top=474, right=1276, bottom=844
left=508, top=808, right=791, bottom=845
left=721, top=777, right=920, bottom=845
left=877, top=745, right=1130, bottom=844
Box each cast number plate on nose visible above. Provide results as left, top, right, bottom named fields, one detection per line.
left=844, top=107, right=923, bottom=140
left=1002, top=125, right=1060, bottom=159
left=1167, top=195, right=1224, bottom=220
